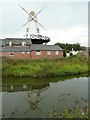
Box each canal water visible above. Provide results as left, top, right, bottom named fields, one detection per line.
left=1, top=75, right=89, bottom=118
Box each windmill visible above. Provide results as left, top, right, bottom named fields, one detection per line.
left=18, top=4, right=46, bottom=38
left=20, top=89, right=49, bottom=118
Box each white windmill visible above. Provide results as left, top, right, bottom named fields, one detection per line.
left=18, top=4, right=46, bottom=38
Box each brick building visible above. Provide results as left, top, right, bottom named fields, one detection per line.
left=0, top=36, right=63, bottom=59
left=0, top=6, right=63, bottom=59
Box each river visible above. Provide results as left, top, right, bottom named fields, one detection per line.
left=0, top=74, right=89, bottom=118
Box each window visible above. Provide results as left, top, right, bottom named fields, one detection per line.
left=11, top=85, right=14, bottom=89
left=37, top=28, right=39, bottom=33
left=26, top=34, right=28, bottom=37
left=9, top=52, right=14, bottom=56
left=9, top=41, right=12, bottom=46
left=27, top=28, right=29, bottom=32
left=22, top=52, right=25, bottom=54
left=47, top=51, right=51, bottom=55
left=22, top=42, right=26, bottom=46
left=55, top=51, right=59, bottom=55
left=36, top=50, right=41, bottom=55
left=27, top=52, right=30, bottom=54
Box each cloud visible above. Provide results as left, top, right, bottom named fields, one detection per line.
left=0, top=24, right=88, bottom=47
left=0, top=0, right=89, bottom=2
left=0, top=1, right=88, bottom=48
left=41, top=25, right=88, bottom=46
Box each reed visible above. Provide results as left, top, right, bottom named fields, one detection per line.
left=2, top=55, right=89, bottom=77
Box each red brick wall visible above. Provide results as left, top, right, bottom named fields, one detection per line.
left=1, top=52, right=8, bottom=57
left=0, top=50, right=63, bottom=59
left=1, top=52, right=30, bottom=59
left=31, top=50, right=63, bottom=59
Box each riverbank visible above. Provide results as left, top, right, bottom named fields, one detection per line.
left=2, top=55, right=89, bottom=77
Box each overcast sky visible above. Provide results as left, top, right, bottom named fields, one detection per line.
left=0, top=0, right=89, bottom=46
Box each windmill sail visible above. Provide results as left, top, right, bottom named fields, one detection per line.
left=18, top=4, right=46, bottom=38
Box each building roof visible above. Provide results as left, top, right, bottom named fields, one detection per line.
left=0, top=36, right=50, bottom=45
left=1, top=44, right=63, bottom=52
left=30, top=44, right=62, bottom=51
left=1, top=46, right=30, bottom=52
left=1, top=38, right=31, bottom=40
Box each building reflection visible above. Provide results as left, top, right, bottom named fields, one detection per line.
left=2, top=82, right=49, bottom=92
left=2, top=81, right=50, bottom=118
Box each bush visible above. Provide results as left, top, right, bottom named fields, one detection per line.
left=2, top=56, right=89, bottom=77
left=63, top=50, right=66, bottom=57
left=70, top=52, right=73, bottom=57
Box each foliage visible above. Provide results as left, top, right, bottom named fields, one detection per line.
left=55, top=42, right=86, bottom=53
left=50, top=108, right=88, bottom=118
left=70, top=52, right=73, bottom=56
left=49, top=94, right=88, bottom=118
left=2, top=55, right=89, bottom=77
left=63, top=50, right=66, bottom=57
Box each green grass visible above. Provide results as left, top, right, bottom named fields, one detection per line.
left=2, top=55, right=90, bottom=77
left=50, top=107, right=88, bottom=118
left=49, top=93, right=88, bottom=118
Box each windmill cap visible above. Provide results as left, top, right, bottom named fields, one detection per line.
left=30, top=11, right=36, bottom=16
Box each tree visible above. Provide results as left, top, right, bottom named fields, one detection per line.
left=55, top=42, right=86, bottom=53
left=63, top=50, right=66, bottom=57
left=70, top=52, right=73, bottom=56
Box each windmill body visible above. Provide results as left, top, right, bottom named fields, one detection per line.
left=25, top=11, right=40, bottom=38
left=17, top=4, right=50, bottom=44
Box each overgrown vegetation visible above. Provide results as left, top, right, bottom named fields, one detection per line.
left=55, top=42, right=86, bottom=53
left=2, top=55, right=89, bottom=77
left=49, top=94, right=88, bottom=118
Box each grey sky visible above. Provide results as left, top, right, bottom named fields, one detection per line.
left=0, top=0, right=89, bottom=46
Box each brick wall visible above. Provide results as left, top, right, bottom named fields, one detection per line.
left=1, top=52, right=30, bottom=59
left=0, top=50, right=63, bottom=59
left=1, top=52, right=8, bottom=57
left=31, top=50, right=63, bottom=59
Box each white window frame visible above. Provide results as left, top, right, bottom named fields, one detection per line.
left=55, top=51, right=59, bottom=55
left=47, top=51, right=51, bottom=55
left=22, top=42, right=26, bottom=46
left=9, top=52, right=14, bottom=56
left=36, top=50, right=41, bottom=55
left=9, top=41, right=12, bottom=46
left=22, top=52, right=25, bottom=54
left=27, top=52, right=30, bottom=54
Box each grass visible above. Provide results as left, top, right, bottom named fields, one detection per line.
left=49, top=93, right=88, bottom=118
left=49, top=101, right=88, bottom=118
left=2, top=55, right=90, bottom=77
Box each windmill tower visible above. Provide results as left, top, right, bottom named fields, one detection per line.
left=18, top=4, right=47, bottom=41
left=26, top=11, right=40, bottom=36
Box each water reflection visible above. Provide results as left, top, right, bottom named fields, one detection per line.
left=2, top=83, right=49, bottom=92
left=21, top=89, right=49, bottom=117
left=2, top=74, right=89, bottom=118
left=2, top=73, right=88, bottom=92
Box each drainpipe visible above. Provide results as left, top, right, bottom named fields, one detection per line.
left=30, top=50, right=31, bottom=59
left=29, top=38, right=32, bottom=59
left=29, top=44, right=31, bottom=59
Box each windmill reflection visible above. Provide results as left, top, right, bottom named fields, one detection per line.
left=20, top=86, right=49, bottom=117
left=2, top=80, right=50, bottom=118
